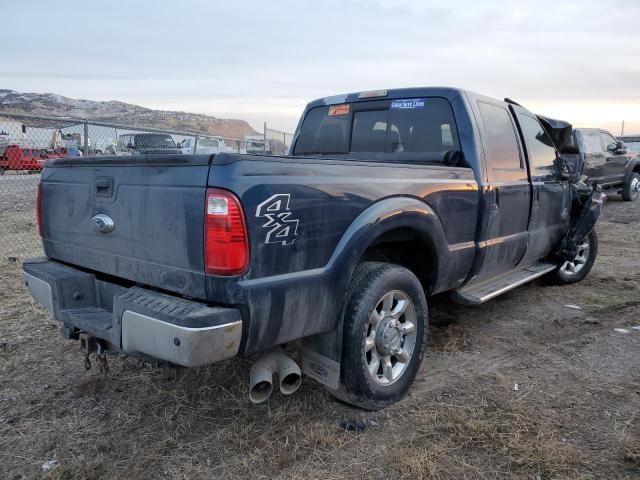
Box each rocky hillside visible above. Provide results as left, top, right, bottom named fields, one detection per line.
left=0, top=89, right=259, bottom=139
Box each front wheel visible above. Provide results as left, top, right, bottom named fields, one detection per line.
left=555, top=230, right=598, bottom=284
left=622, top=172, right=640, bottom=201
left=329, top=262, right=428, bottom=410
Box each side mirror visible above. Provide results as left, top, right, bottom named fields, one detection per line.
left=557, top=154, right=575, bottom=179
left=615, top=141, right=627, bottom=154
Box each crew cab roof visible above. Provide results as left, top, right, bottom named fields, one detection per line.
left=304, top=86, right=573, bottom=150
left=305, top=86, right=472, bottom=110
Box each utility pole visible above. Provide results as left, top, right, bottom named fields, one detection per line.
left=621, top=120, right=625, bottom=136
left=263, top=122, right=267, bottom=154
left=83, top=120, right=89, bottom=155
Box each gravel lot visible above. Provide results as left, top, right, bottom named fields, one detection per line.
left=0, top=190, right=638, bottom=480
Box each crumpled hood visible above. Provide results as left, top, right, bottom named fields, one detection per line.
left=536, top=115, right=573, bottom=151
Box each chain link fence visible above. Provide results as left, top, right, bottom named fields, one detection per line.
left=0, top=112, right=293, bottom=259
left=263, top=123, right=295, bottom=155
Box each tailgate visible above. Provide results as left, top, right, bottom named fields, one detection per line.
left=40, top=154, right=212, bottom=299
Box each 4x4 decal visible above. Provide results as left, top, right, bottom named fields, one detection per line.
left=255, top=194, right=299, bottom=245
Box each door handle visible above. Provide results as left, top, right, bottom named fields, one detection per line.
left=491, top=188, right=499, bottom=213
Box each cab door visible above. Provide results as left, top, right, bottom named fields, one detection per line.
left=600, top=130, right=628, bottom=185
left=512, top=108, right=569, bottom=264
left=472, top=101, right=531, bottom=281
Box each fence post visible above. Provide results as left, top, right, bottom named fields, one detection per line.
left=193, top=135, right=199, bottom=154
left=83, top=120, right=89, bottom=155
left=263, top=122, right=267, bottom=154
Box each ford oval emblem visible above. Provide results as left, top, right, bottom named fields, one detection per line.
left=91, top=214, right=115, bottom=233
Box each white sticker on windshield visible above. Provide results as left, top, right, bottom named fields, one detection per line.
left=390, top=98, right=425, bottom=110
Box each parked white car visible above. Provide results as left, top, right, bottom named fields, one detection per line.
left=178, top=137, right=226, bottom=154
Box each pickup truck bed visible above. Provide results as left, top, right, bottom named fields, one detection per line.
left=32, top=151, right=479, bottom=357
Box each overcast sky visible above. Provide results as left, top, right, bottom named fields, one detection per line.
left=2, top=0, right=640, bottom=134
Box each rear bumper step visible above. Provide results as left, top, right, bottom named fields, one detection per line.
left=22, top=259, right=242, bottom=367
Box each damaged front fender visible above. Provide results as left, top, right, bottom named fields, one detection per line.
left=559, top=181, right=605, bottom=261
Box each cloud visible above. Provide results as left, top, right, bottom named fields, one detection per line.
left=2, top=0, right=640, bottom=132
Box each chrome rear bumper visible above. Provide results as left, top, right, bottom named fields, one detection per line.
left=22, top=259, right=242, bottom=367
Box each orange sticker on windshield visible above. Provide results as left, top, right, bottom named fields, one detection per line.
left=328, top=104, right=350, bottom=116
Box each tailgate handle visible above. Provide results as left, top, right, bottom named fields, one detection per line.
left=95, top=177, right=114, bottom=198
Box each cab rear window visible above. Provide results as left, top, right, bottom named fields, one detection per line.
left=293, top=97, right=460, bottom=162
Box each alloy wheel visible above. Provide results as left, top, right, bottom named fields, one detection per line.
left=364, top=290, right=417, bottom=386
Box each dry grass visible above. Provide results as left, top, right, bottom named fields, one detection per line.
left=1, top=260, right=625, bottom=480
left=0, top=174, right=42, bottom=259
left=2, top=198, right=640, bottom=479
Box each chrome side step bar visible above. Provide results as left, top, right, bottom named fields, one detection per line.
left=452, top=261, right=557, bottom=305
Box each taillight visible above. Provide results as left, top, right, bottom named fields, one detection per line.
left=204, top=188, right=249, bottom=275
left=36, top=182, right=43, bottom=237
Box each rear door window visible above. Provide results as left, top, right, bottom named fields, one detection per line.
left=478, top=102, right=525, bottom=181
left=293, top=97, right=460, bottom=162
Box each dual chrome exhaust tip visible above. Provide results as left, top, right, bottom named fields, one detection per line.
left=249, top=347, right=301, bottom=404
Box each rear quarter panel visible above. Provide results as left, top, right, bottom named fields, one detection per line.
left=208, top=156, right=479, bottom=352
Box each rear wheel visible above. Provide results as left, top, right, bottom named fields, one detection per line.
left=622, top=172, right=640, bottom=201
left=329, top=262, right=428, bottom=410
left=555, top=230, right=598, bottom=284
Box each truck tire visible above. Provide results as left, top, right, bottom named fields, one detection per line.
left=329, top=262, right=428, bottom=410
left=622, top=172, right=640, bottom=201
left=554, top=230, right=598, bottom=284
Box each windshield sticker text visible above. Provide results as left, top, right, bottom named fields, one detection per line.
left=390, top=98, right=425, bottom=110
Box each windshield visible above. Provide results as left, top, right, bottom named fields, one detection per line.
left=134, top=134, right=177, bottom=148
left=293, top=97, right=460, bottom=162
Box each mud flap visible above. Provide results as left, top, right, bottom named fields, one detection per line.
left=560, top=183, right=605, bottom=261
left=301, top=321, right=343, bottom=390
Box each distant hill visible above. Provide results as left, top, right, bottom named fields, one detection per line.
left=0, top=89, right=259, bottom=139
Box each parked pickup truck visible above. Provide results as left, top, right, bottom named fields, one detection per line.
left=561, top=128, right=640, bottom=201
left=23, top=87, right=603, bottom=409
left=115, top=133, right=182, bottom=156
left=0, top=145, right=47, bottom=174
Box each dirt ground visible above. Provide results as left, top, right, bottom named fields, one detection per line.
left=1, top=195, right=639, bottom=480
left=0, top=173, right=41, bottom=259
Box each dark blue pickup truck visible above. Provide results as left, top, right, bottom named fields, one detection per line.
left=23, top=87, right=603, bottom=409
